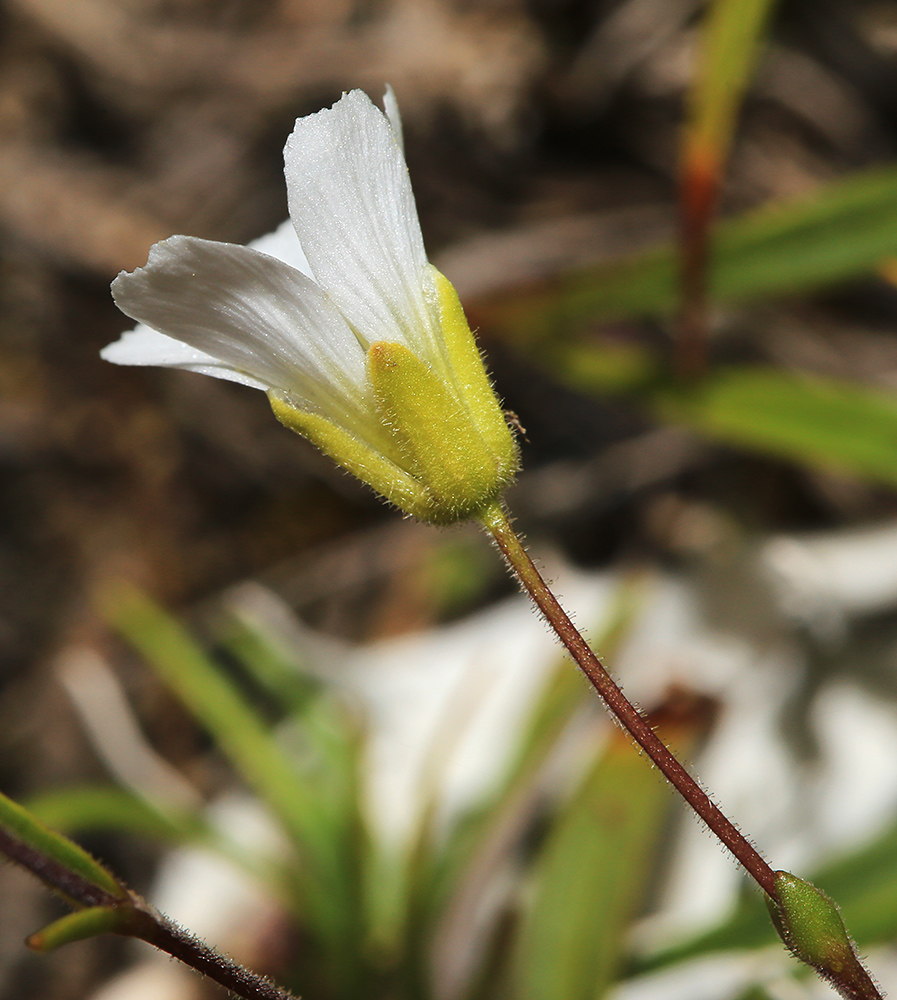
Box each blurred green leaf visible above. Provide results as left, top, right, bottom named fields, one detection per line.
left=105, top=586, right=366, bottom=991
left=734, top=985, right=780, bottom=1000
left=420, top=535, right=499, bottom=619
left=676, top=0, right=779, bottom=374
left=682, top=0, right=778, bottom=179
left=429, top=580, right=645, bottom=911
left=540, top=339, right=659, bottom=395
left=496, top=577, right=648, bottom=824
left=106, top=588, right=328, bottom=857
left=26, top=785, right=295, bottom=908
left=477, top=166, right=897, bottom=339
left=656, top=366, right=897, bottom=488
left=28, top=785, right=203, bottom=843
left=222, top=622, right=315, bottom=715
left=222, top=616, right=369, bottom=904
left=809, top=821, right=897, bottom=944
left=537, top=342, right=897, bottom=491
left=409, top=581, right=647, bottom=1000
left=511, top=706, right=706, bottom=1000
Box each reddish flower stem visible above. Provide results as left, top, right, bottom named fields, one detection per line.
left=480, top=500, right=777, bottom=898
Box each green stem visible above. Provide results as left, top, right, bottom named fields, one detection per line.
left=478, top=500, right=778, bottom=897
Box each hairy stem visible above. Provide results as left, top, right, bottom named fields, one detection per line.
left=479, top=500, right=777, bottom=897
left=0, top=826, right=123, bottom=909
left=0, top=817, right=296, bottom=1000
left=125, top=905, right=297, bottom=1000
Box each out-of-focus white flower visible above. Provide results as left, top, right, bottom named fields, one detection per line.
left=103, top=89, right=517, bottom=524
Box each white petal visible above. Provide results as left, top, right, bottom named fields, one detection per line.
left=248, top=217, right=313, bottom=277
left=110, top=235, right=374, bottom=428
left=103, top=219, right=312, bottom=391
left=101, top=323, right=269, bottom=389
left=284, top=90, right=441, bottom=362
left=383, top=85, right=404, bottom=155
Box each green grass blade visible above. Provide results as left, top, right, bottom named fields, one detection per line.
left=539, top=347, right=897, bottom=490
left=27, top=786, right=205, bottom=843
left=221, top=615, right=370, bottom=936
left=219, top=616, right=320, bottom=718
left=511, top=706, right=706, bottom=1000
left=677, top=0, right=779, bottom=373
left=429, top=580, right=644, bottom=907
left=221, top=616, right=364, bottom=834
left=656, top=366, right=897, bottom=488
left=476, top=166, right=897, bottom=338
left=104, top=586, right=363, bottom=970
left=713, top=168, right=897, bottom=301
left=683, top=0, right=778, bottom=179
left=412, top=583, right=646, bottom=1000
left=106, top=588, right=330, bottom=857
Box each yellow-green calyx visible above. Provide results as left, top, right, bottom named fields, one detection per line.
left=270, top=266, right=518, bottom=525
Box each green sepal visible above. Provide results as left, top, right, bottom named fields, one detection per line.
left=268, top=394, right=431, bottom=517
left=367, top=341, right=515, bottom=524
left=429, top=265, right=520, bottom=465
left=268, top=269, right=517, bottom=525
left=27, top=906, right=132, bottom=952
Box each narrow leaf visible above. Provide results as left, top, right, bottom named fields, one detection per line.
left=430, top=578, right=644, bottom=914
left=103, top=586, right=360, bottom=963
left=0, top=788, right=126, bottom=904
left=27, top=906, right=131, bottom=952
left=421, top=582, right=646, bottom=1000
left=511, top=697, right=710, bottom=1000
left=473, top=166, right=897, bottom=337
left=677, top=0, right=778, bottom=375
left=682, top=0, right=778, bottom=182
left=105, top=588, right=329, bottom=853
left=655, top=366, right=897, bottom=488
left=219, top=617, right=319, bottom=718
left=27, top=785, right=205, bottom=844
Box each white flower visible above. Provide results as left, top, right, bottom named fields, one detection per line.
left=103, top=89, right=517, bottom=524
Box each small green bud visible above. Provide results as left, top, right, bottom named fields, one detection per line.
left=769, top=871, right=881, bottom=1000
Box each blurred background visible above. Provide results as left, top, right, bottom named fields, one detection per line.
left=5, top=1, right=897, bottom=999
